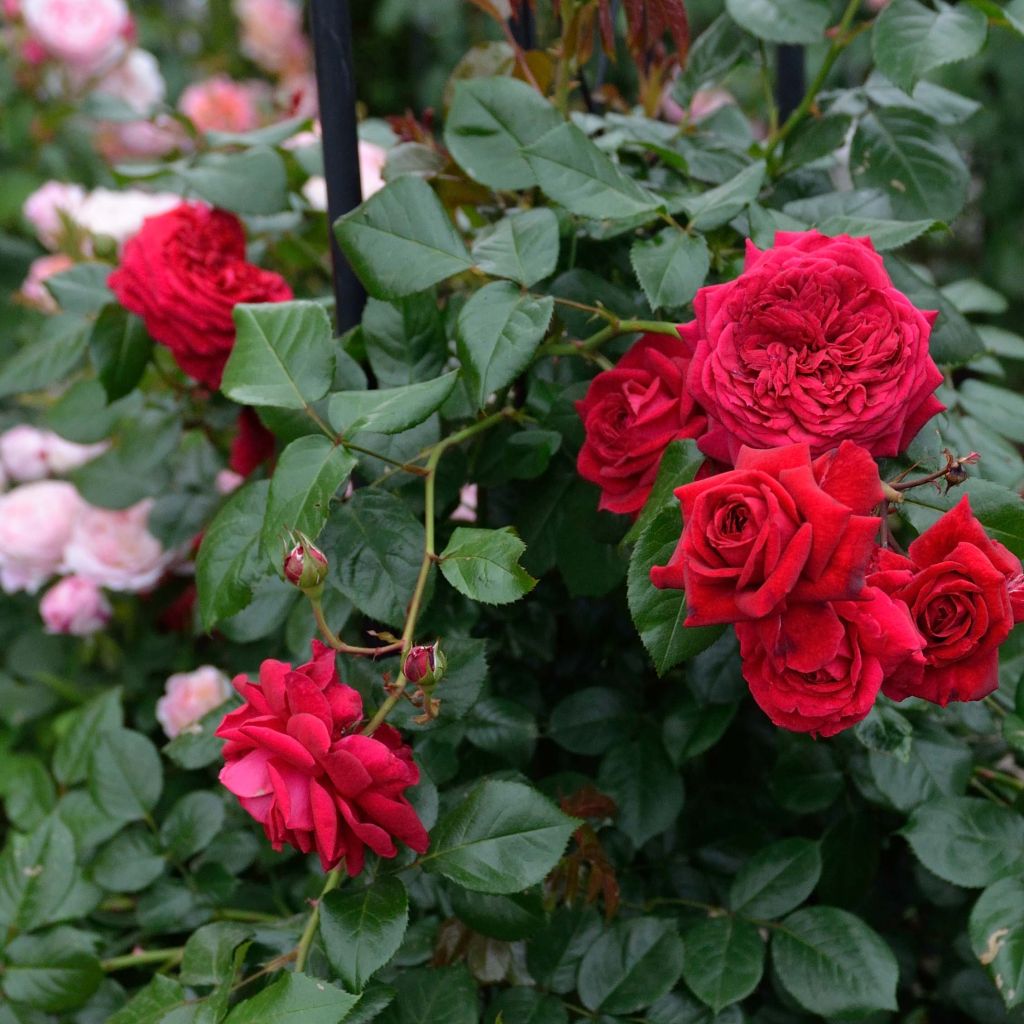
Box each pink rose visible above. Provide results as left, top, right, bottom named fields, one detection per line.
left=40, top=575, right=112, bottom=636
left=20, top=253, right=75, bottom=312
left=93, top=48, right=165, bottom=115
left=359, top=140, right=387, bottom=198
left=0, top=481, right=82, bottom=593
left=178, top=75, right=264, bottom=134
left=451, top=484, right=478, bottom=523
left=688, top=231, right=945, bottom=464
left=156, top=665, right=233, bottom=738
left=233, top=0, right=310, bottom=75
left=61, top=499, right=174, bottom=592
left=23, top=181, right=86, bottom=249
left=0, top=425, right=106, bottom=481
left=22, top=0, right=129, bottom=69
left=95, top=116, right=184, bottom=162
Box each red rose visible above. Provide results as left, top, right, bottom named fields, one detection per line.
left=651, top=441, right=881, bottom=626
left=736, top=587, right=924, bottom=737
left=108, top=203, right=292, bottom=388
left=687, top=230, right=944, bottom=464
left=216, top=641, right=428, bottom=874
left=869, top=496, right=1024, bottom=705
left=229, top=407, right=276, bottom=476
left=575, top=328, right=706, bottom=515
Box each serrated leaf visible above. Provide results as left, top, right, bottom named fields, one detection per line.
left=597, top=738, right=683, bottom=847
left=89, top=728, right=163, bottom=822
left=724, top=0, right=831, bottom=44
left=0, top=319, right=89, bottom=397
left=549, top=688, right=634, bottom=756
left=681, top=916, right=764, bottom=1013
left=773, top=907, right=899, bottom=1016
left=328, top=372, right=459, bottom=437
left=0, top=815, right=77, bottom=932
left=472, top=208, right=560, bottom=287
left=969, top=876, right=1024, bottom=1009
left=439, top=526, right=537, bottom=605
left=626, top=439, right=705, bottom=544
left=91, top=828, right=165, bottom=892
left=631, top=229, right=710, bottom=310
left=729, top=838, right=821, bottom=919
left=423, top=779, right=576, bottom=894
left=45, top=262, right=115, bottom=314
left=222, top=972, right=359, bottom=1024
left=815, top=215, right=937, bottom=250
left=682, top=161, right=765, bottom=230
left=872, top=0, right=988, bottom=92
left=854, top=704, right=913, bottom=762
left=181, top=922, right=252, bottom=987
left=335, top=176, right=473, bottom=300
left=2, top=928, right=102, bottom=1012
left=182, top=147, right=288, bottom=215
left=89, top=306, right=153, bottom=401
left=161, top=792, right=225, bottom=861
left=320, top=877, right=409, bottom=992
left=53, top=688, right=123, bottom=786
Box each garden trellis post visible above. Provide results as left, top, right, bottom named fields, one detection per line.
left=775, top=44, right=805, bottom=121
left=309, top=0, right=366, bottom=332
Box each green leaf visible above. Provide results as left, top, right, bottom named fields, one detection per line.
left=451, top=889, right=545, bottom=942
left=0, top=815, right=76, bottom=932
left=335, top=176, right=473, bottom=300
left=902, top=797, right=1024, bottom=887
left=465, top=697, right=537, bottom=765
left=851, top=108, right=969, bottom=222
left=682, top=916, right=764, bottom=1013
left=89, top=306, right=153, bottom=401
left=444, top=76, right=563, bottom=189
left=91, top=828, right=165, bottom=893
left=662, top=691, right=736, bottom=766
left=724, top=0, right=831, bottom=43
left=423, top=779, right=576, bottom=894
left=222, top=973, right=359, bottom=1024
left=883, top=255, right=984, bottom=365
left=89, top=728, right=163, bottom=822
left=320, top=877, right=409, bottom=992
left=814, top=215, right=937, bottom=251
left=2, top=928, right=102, bottom=1012
left=485, top=988, right=567, bottom=1024
left=0, top=319, right=89, bottom=398
left=328, top=372, right=459, bottom=437
left=960, top=380, right=1024, bottom=443
left=626, top=439, right=705, bottom=544
left=107, top=975, right=186, bottom=1024
left=528, top=907, right=604, bottom=994
left=196, top=480, right=270, bottom=631
left=577, top=917, right=685, bottom=1015
left=597, top=738, right=684, bottom=847
left=631, top=229, right=710, bottom=310
left=181, top=922, right=253, bottom=986
left=627, top=507, right=724, bottom=675
left=969, top=876, right=1024, bottom=1009
left=773, top=907, right=899, bottom=1016
left=683, top=161, right=766, bottom=230
left=330, top=489, right=426, bottom=628
left=377, top=965, right=477, bottom=1024
left=729, top=838, right=822, bottom=919
left=867, top=723, right=972, bottom=811
left=456, top=281, right=553, bottom=408
left=523, top=121, right=661, bottom=220
left=942, top=278, right=1008, bottom=315
left=549, top=688, right=633, bottom=756
left=439, top=526, right=537, bottom=605
left=181, top=147, right=288, bottom=215
left=361, top=293, right=447, bottom=387
left=780, top=114, right=854, bottom=172
left=260, top=435, right=356, bottom=560
left=873, top=0, right=988, bottom=92
left=45, top=262, right=114, bottom=314
left=472, top=208, right=560, bottom=287
left=52, top=688, right=122, bottom=786
left=854, top=704, right=913, bottom=762
left=160, top=792, right=225, bottom=861
left=222, top=301, right=336, bottom=409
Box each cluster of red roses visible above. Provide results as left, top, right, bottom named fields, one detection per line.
left=577, top=230, right=1024, bottom=736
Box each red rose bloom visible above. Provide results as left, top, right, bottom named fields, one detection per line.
left=869, top=497, right=1024, bottom=705
left=736, top=587, right=924, bottom=737
left=108, top=203, right=292, bottom=388
left=575, top=328, right=706, bottom=516
left=687, top=230, right=944, bottom=464
left=229, top=407, right=276, bottom=476
left=651, top=441, right=881, bottom=626
left=216, top=641, right=428, bottom=874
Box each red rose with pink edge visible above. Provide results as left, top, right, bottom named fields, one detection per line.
left=736, top=586, right=924, bottom=737
left=650, top=441, right=882, bottom=626
left=216, top=641, right=428, bottom=874
left=575, top=327, right=706, bottom=516
left=108, top=202, right=292, bottom=388
left=869, top=496, right=1024, bottom=706
left=687, top=230, right=945, bottom=465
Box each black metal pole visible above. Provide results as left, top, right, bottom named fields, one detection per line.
left=309, top=0, right=365, bottom=333
left=775, top=45, right=806, bottom=122
left=509, top=3, right=535, bottom=50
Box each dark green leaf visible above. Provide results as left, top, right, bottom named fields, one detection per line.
left=854, top=704, right=913, bottom=762
left=222, top=973, right=359, bottom=1024
left=0, top=815, right=76, bottom=932
left=89, top=728, right=162, bottom=822
left=597, top=738, right=683, bottom=847
left=91, top=829, right=165, bottom=893
left=361, top=293, right=447, bottom=387
left=464, top=697, right=537, bottom=765
left=724, top=0, right=831, bottom=43
left=328, top=372, right=459, bottom=437
left=451, top=889, right=545, bottom=941
left=682, top=916, right=764, bottom=1012
left=867, top=724, right=972, bottom=811
left=631, top=229, right=710, bottom=310
left=626, top=439, right=705, bottom=544
left=45, top=263, right=114, bottom=314
left=2, top=928, right=102, bottom=1012
left=472, top=208, right=560, bottom=287
left=160, top=792, right=225, bottom=862
left=662, top=691, right=736, bottom=766
left=89, top=306, right=153, bottom=401
left=377, top=965, right=477, bottom=1024
left=729, top=838, right=821, bottom=919
left=439, top=526, right=537, bottom=605
left=107, top=975, right=185, bottom=1024
left=683, top=161, right=765, bottom=230
left=52, top=688, right=122, bottom=786
left=0, top=318, right=89, bottom=397
left=549, top=688, right=633, bottom=756
left=969, top=876, right=1024, bottom=1009
left=182, top=147, right=287, bottom=215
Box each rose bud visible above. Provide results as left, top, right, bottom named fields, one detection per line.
left=404, top=641, right=446, bottom=687
left=283, top=534, right=329, bottom=593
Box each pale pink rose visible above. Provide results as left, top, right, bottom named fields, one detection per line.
left=23, top=181, right=87, bottom=249
left=0, top=481, right=82, bottom=593
left=156, top=665, right=233, bottom=738
left=20, top=253, right=74, bottom=312
left=277, top=71, right=318, bottom=119
left=301, top=176, right=327, bottom=211
left=94, top=48, right=165, bottom=114
left=359, top=140, right=387, bottom=198
left=22, top=0, right=128, bottom=69
left=234, top=0, right=310, bottom=76
left=178, top=75, right=263, bottom=134
left=96, top=116, right=184, bottom=161
left=0, top=424, right=106, bottom=480
left=61, top=499, right=175, bottom=592
left=75, top=188, right=181, bottom=247
left=451, top=484, right=478, bottom=523
left=215, top=469, right=245, bottom=495
left=40, top=575, right=112, bottom=636
left=661, top=84, right=735, bottom=125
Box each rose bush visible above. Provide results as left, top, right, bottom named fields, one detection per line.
left=2, top=1, right=1024, bottom=1022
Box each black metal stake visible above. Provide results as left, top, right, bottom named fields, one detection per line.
left=775, top=44, right=806, bottom=123
left=309, top=0, right=366, bottom=333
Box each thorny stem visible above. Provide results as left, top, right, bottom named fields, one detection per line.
left=889, top=449, right=979, bottom=493
left=541, top=317, right=681, bottom=359
left=310, top=596, right=403, bottom=658
left=763, top=0, right=863, bottom=166
left=304, top=403, right=430, bottom=477
left=977, top=766, right=1024, bottom=791
left=294, top=868, right=343, bottom=973
left=499, top=17, right=542, bottom=92
left=101, top=948, right=185, bottom=973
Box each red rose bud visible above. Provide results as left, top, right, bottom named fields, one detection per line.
left=283, top=534, right=328, bottom=593
left=404, top=641, right=446, bottom=687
